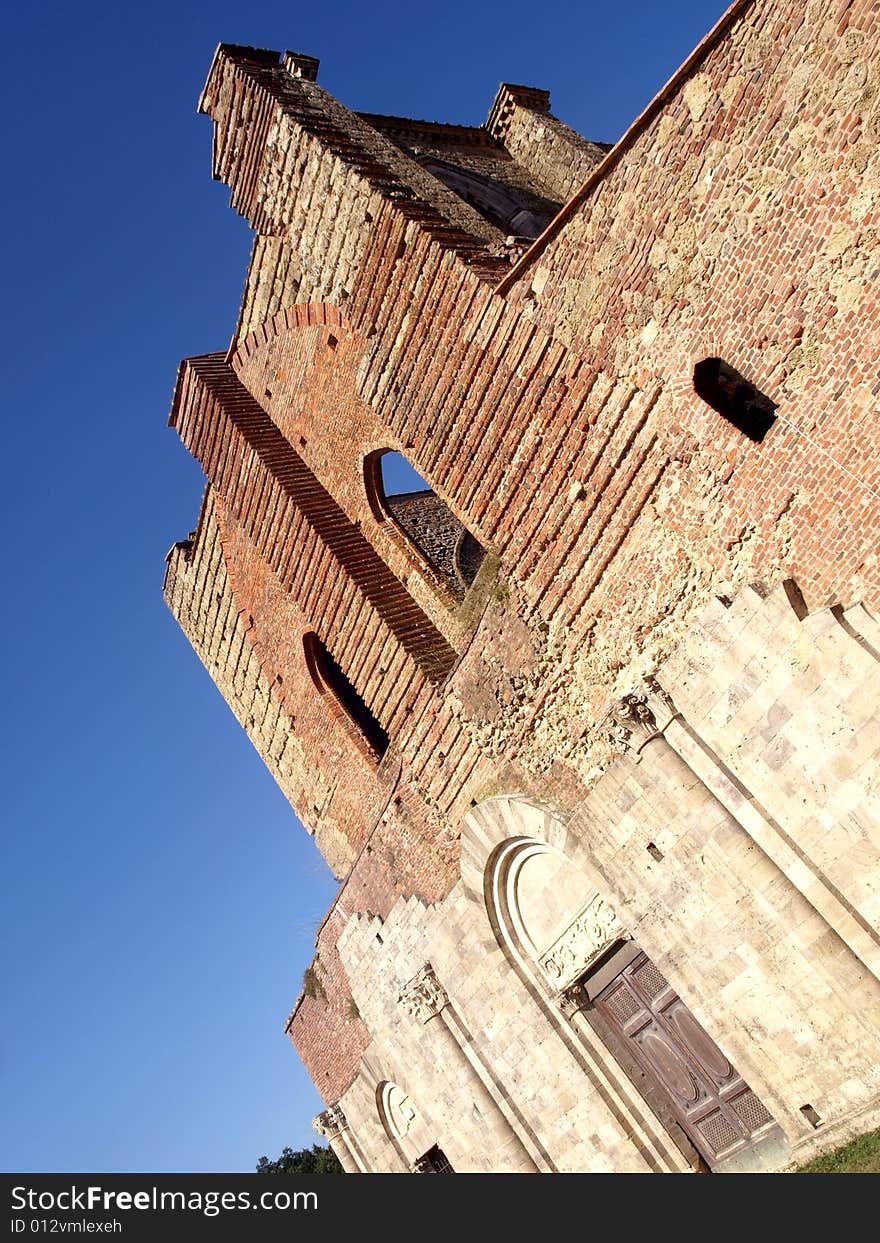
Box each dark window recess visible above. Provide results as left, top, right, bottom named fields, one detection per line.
left=412, top=1145, right=455, bottom=1174
left=800, top=1104, right=822, bottom=1128
left=365, top=450, right=486, bottom=599
left=693, top=358, right=777, bottom=442
left=303, top=633, right=389, bottom=760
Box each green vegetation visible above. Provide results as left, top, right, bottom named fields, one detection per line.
left=302, top=957, right=326, bottom=1001
left=256, top=1144, right=342, bottom=1174
left=797, top=1127, right=880, bottom=1173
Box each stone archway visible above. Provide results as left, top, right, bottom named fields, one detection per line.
left=464, top=795, right=781, bottom=1171
left=485, top=834, right=624, bottom=994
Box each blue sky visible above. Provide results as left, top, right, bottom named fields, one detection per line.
left=0, top=1, right=729, bottom=1172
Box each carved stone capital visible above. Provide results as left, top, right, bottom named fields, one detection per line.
left=398, top=964, right=449, bottom=1023
left=312, top=1103, right=347, bottom=1138
left=558, top=980, right=589, bottom=1019
left=599, top=690, right=662, bottom=755
left=643, top=676, right=679, bottom=730
left=643, top=675, right=672, bottom=707
left=312, top=1110, right=338, bottom=1139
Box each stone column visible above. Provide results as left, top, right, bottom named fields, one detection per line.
left=398, top=964, right=539, bottom=1173
left=312, top=1104, right=361, bottom=1174
left=589, top=681, right=876, bottom=1140
left=598, top=682, right=732, bottom=829
left=596, top=680, right=775, bottom=872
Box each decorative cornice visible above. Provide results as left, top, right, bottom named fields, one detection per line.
left=357, top=111, right=495, bottom=148
left=398, top=964, right=449, bottom=1023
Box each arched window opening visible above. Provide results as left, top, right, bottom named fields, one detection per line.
left=303, top=632, right=389, bottom=761
left=364, top=449, right=486, bottom=599
left=693, top=358, right=777, bottom=443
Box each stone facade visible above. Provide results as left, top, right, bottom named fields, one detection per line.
left=164, top=1, right=880, bottom=1172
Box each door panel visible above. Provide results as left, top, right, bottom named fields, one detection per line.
left=594, top=949, right=777, bottom=1167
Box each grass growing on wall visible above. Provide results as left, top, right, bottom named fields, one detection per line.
left=797, top=1127, right=880, bottom=1173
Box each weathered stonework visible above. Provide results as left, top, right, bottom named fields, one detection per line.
left=164, top=2, right=880, bottom=1171
left=398, top=966, right=449, bottom=1024
left=538, top=897, right=624, bottom=990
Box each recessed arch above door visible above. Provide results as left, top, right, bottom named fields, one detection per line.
left=465, top=795, right=783, bottom=1170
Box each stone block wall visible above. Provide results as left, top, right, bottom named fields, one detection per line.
left=336, top=889, right=692, bottom=1173
left=330, top=583, right=880, bottom=1170
left=659, top=583, right=880, bottom=957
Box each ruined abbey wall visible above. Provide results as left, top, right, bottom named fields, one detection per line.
left=165, top=0, right=880, bottom=1171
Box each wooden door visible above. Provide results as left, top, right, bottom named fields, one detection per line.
left=593, top=950, right=778, bottom=1167
left=413, top=1145, right=454, bottom=1173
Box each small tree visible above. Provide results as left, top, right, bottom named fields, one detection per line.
left=256, top=1144, right=342, bottom=1174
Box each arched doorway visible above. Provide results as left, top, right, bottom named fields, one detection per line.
left=484, top=829, right=780, bottom=1169
left=376, top=1081, right=455, bottom=1173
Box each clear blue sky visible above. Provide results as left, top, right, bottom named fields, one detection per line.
left=0, top=0, right=729, bottom=1172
